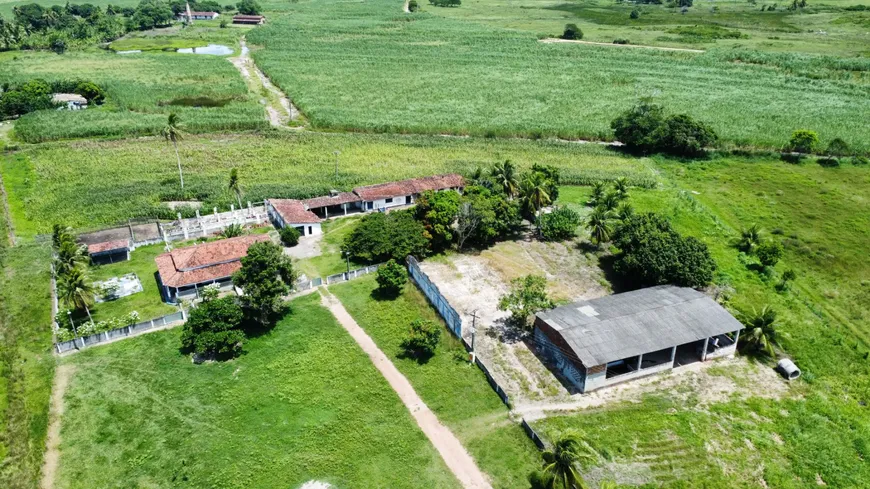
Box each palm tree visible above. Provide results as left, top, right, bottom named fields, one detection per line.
left=57, top=266, right=96, bottom=324
left=598, top=482, right=619, bottom=489
left=739, top=305, right=778, bottom=357
left=613, top=177, right=629, bottom=198
left=738, top=224, right=761, bottom=252
left=599, top=191, right=622, bottom=212
left=520, top=171, right=552, bottom=218
left=54, top=238, right=87, bottom=276
left=615, top=201, right=634, bottom=222
left=588, top=181, right=606, bottom=207
left=541, top=430, right=596, bottom=489
left=491, top=160, right=519, bottom=198
left=228, top=168, right=243, bottom=208
left=586, top=207, right=613, bottom=245
left=162, top=113, right=186, bottom=190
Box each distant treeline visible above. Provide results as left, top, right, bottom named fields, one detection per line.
left=0, top=0, right=236, bottom=52
left=0, top=78, right=105, bottom=119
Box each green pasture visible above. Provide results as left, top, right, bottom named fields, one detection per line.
left=331, top=275, right=541, bottom=488
left=0, top=132, right=655, bottom=235
left=431, top=0, right=870, bottom=56
left=294, top=216, right=367, bottom=279
left=56, top=293, right=462, bottom=489
left=0, top=47, right=266, bottom=143
left=248, top=0, right=870, bottom=151
left=551, top=156, right=870, bottom=487
left=88, top=244, right=177, bottom=323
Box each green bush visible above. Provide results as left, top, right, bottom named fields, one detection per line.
left=611, top=103, right=665, bottom=153
left=630, top=9, right=640, bottom=18
left=562, top=23, right=583, bottom=40
left=408, top=0, right=419, bottom=11
left=498, top=275, right=553, bottom=328
left=75, top=81, right=106, bottom=104
left=416, top=190, right=460, bottom=252
left=538, top=206, right=582, bottom=241
left=236, top=0, right=262, bottom=14
left=787, top=129, right=819, bottom=154
left=280, top=226, right=301, bottom=247
left=611, top=103, right=717, bottom=156
left=755, top=240, right=784, bottom=267
left=825, top=138, right=851, bottom=157
left=343, top=210, right=429, bottom=263
left=400, top=319, right=441, bottom=360
left=613, top=213, right=716, bottom=288
left=376, top=259, right=408, bottom=298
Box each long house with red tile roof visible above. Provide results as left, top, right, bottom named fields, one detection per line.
left=155, top=234, right=271, bottom=303
left=266, top=174, right=464, bottom=231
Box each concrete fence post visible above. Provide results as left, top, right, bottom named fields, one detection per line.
left=150, top=319, right=155, bottom=328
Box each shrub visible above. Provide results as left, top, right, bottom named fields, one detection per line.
left=613, top=213, right=716, bottom=288
left=279, top=226, right=300, bottom=247
left=219, top=19, right=228, bottom=28
left=652, top=113, right=718, bottom=157
left=630, top=9, right=640, bottom=18
left=75, top=81, right=106, bottom=104
left=221, top=223, right=244, bottom=238
left=236, top=0, right=261, bottom=15
left=538, top=206, right=582, bottom=241
left=825, top=137, right=851, bottom=157
left=787, top=129, right=819, bottom=154
left=755, top=240, right=784, bottom=267
left=343, top=210, right=429, bottom=263
left=456, top=185, right=522, bottom=249
left=180, top=296, right=245, bottom=357
left=562, top=23, right=582, bottom=40
left=611, top=103, right=665, bottom=153
left=408, top=0, right=419, bottom=11
left=401, top=319, right=441, bottom=359
left=613, top=38, right=629, bottom=44
left=376, top=259, right=408, bottom=297
left=498, top=275, right=553, bottom=328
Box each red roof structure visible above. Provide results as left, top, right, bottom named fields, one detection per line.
left=155, top=234, right=270, bottom=288
left=87, top=239, right=130, bottom=255
left=232, top=14, right=266, bottom=24
left=353, top=173, right=464, bottom=201
left=268, top=199, right=322, bottom=224
left=188, top=11, right=217, bottom=16
left=303, top=192, right=361, bottom=210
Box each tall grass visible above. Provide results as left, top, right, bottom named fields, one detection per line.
left=248, top=0, right=870, bottom=152
left=0, top=49, right=267, bottom=142
left=0, top=132, right=658, bottom=234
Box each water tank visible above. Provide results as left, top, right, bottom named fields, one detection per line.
left=777, top=358, right=801, bottom=380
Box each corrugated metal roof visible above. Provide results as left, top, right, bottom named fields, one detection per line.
left=536, top=286, right=743, bottom=367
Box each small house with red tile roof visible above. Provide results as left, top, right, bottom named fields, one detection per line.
left=265, top=199, right=323, bottom=236
left=155, top=234, right=271, bottom=303
left=87, top=239, right=131, bottom=265
left=353, top=173, right=464, bottom=212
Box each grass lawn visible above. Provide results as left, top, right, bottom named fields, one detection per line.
left=57, top=293, right=462, bottom=489
left=550, top=154, right=870, bottom=487
left=0, top=46, right=265, bottom=143
left=331, top=275, right=541, bottom=489
left=249, top=0, right=870, bottom=151
left=0, top=132, right=655, bottom=235
left=294, top=215, right=366, bottom=279
left=88, top=243, right=178, bottom=323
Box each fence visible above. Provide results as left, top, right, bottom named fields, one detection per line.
left=521, top=418, right=546, bottom=450
left=55, top=311, right=185, bottom=354
left=324, top=264, right=382, bottom=285
left=406, top=256, right=462, bottom=338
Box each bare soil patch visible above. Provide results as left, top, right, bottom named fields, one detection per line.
left=41, top=364, right=75, bottom=489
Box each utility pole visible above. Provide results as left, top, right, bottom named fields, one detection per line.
left=343, top=250, right=350, bottom=279
left=469, top=309, right=479, bottom=363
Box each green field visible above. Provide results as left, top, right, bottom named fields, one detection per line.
left=248, top=0, right=870, bottom=151
left=548, top=156, right=870, bottom=487
left=0, top=47, right=266, bottom=143
left=56, top=293, right=462, bottom=489
left=432, top=0, right=870, bottom=56
left=331, top=275, right=541, bottom=488
left=0, top=132, right=655, bottom=235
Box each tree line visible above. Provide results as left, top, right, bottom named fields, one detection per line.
left=0, top=78, right=105, bottom=119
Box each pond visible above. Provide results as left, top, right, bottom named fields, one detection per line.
left=176, top=44, right=234, bottom=55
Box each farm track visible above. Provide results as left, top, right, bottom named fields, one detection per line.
left=230, top=38, right=303, bottom=129
left=539, top=38, right=706, bottom=53
left=0, top=171, right=15, bottom=245
left=40, top=364, right=74, bottom=489
left=319, top=289, right=493, bottom=489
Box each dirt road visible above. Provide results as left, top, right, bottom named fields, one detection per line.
left=229, top=38, right=301, bottom=128
left=319, top=290, right=493, bottom=489
left=539, top=38, right=705, bottom=53
left=40, top=364, right=74, bottom=489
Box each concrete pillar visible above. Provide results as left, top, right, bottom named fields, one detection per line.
left=343, top=203, right=347, bottom=215
left=179, top=212, right=189, bottom=239
left=670, top=345, right=677, bottom=366
left=637, top=354, right=643, bottom=371
left=325, top=207, right=328, bottom=219
left=196, top=209, right=201, bottom=219
left=214, top=207, right=219, bottom=221
left=701, top=337, right=709, bottom=361
left=733, top=329, right=740, bottom=348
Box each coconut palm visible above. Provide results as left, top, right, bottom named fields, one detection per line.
left=162, top=112, right=186, bottom=190
left=541, top=430, right=596, bottom=489
left=228, top=168, right=243, bottom=208
left=54, top=238, right=87, bottom=276
left=599, top=191, right=622, bottom=212
left=520, top=171, right=552, bottom=218
left=613, top=177, right=629, bottom=198
left=739, top=305, right=778, bottom=357
left=738, top=224, right=761, bottom=252
left=57, top=266, right=96, bottom=324
left=588, top=181, right=606, bottom=207
left=491, top=160, right=519, bottom=198
left=615, top=201, right=634, bottom=222
left=586, top=207, right=613, bottom=245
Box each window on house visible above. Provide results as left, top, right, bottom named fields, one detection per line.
left=385, top=198, right=393, bottom=204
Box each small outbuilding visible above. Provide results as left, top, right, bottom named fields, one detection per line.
left=87, top=239, right=131, bottom=265
left=179, top=11, right=219, bottom=21
left=265, top=199, right=322, bottom=236
left=232, top=14, right=266, bottom=24
left=352, top=173, right=464, bottom=212
left=52, top=93, right=88, bottom=110
left=155, top=234, right=271, bottom=303
left=534, top=285, right=743, bottom=393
